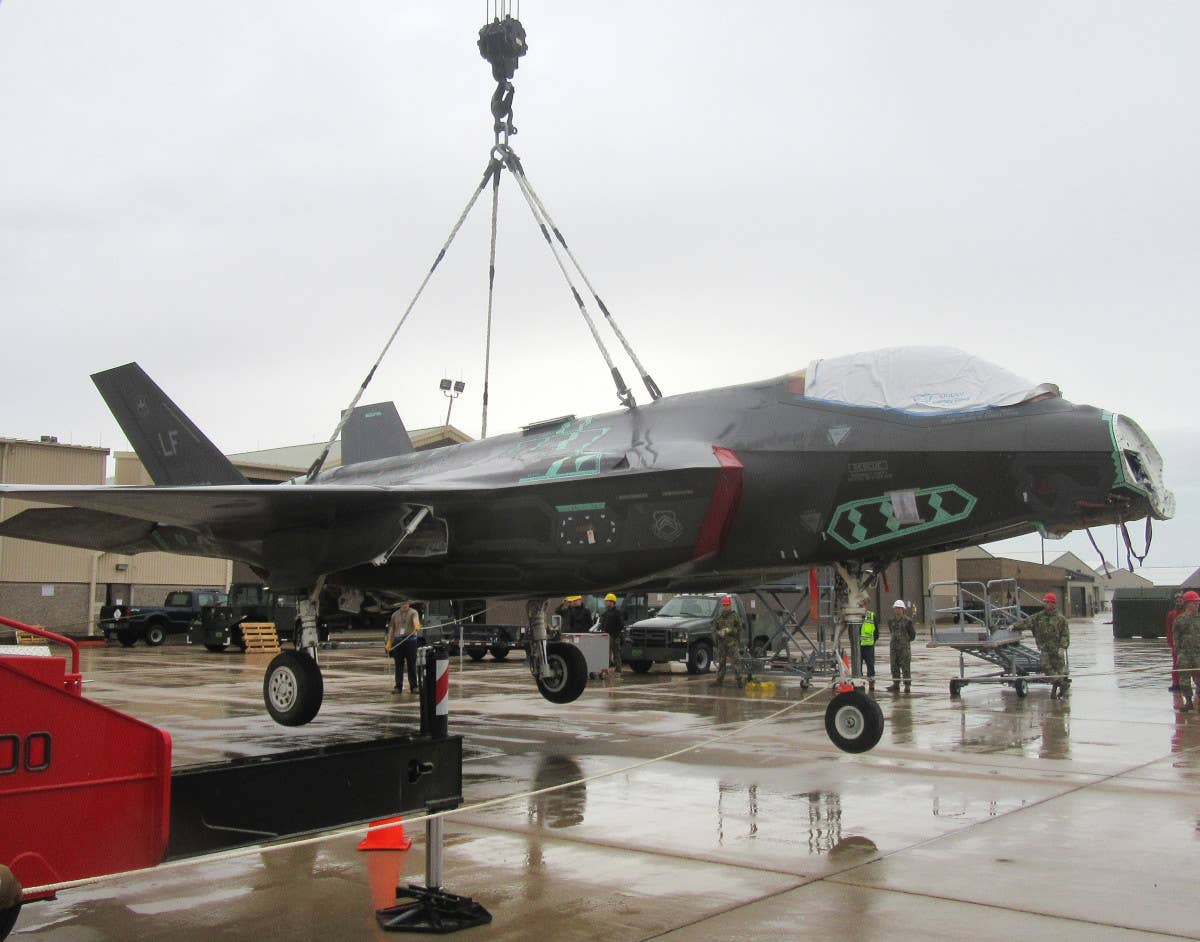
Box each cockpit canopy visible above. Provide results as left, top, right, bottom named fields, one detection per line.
left=790, top=346, right=1060, bottom=414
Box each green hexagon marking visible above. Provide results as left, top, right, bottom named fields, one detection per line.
left=827, top=484, right=977, bottom=551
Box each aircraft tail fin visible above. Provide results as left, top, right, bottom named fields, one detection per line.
left=91, top=363, right=248, bottom=486
left=341, top=402, right=414, bottom=466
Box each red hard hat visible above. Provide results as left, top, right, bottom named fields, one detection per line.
left=1183, top=590, right=1200, bottom=603
left=1043, top=593, right=1057, bottom=603
left=720, top=596, right=732, bottom=606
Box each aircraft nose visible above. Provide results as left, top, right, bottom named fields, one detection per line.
left=1110, top=414, right=1175, bottom=521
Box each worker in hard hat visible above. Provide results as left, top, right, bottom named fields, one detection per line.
left=1171, top=590, right=1200, bottom=711
left=566, top=596, right=594, bottom=633
left=1166, top=591, right=1185, bottom=692
left=599, top=592, right=625, bottom=676
left=885, top=599, right=917, bottom=693
left=712, top=596, right=744, bottom=688
left=1014, top=592, right=1071, bottom=698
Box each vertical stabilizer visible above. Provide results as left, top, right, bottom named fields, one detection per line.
left=341, top=402, right=414, bottom=466
left=92, top=363, right=248, bottom=485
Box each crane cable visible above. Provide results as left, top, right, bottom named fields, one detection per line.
left=310, top=8, right=661, bottom=475
left=306, top=154, right=502, bottom=482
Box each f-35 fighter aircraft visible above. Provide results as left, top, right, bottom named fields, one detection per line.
left=0, top=347, right=1173, bottom=752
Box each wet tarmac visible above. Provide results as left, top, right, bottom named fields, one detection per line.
left=10, top=615, right=1200, bottom=940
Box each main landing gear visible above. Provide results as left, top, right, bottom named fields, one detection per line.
left=526, top=599, right=589, bottom=705
left=263, top=587, right=325, bottom=726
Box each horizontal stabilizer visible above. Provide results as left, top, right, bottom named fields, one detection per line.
left=341, top=401, right=413, bottom=466
left=92, top=363, right=248, bottom=486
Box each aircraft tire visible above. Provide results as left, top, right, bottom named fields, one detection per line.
left=535, top=642, right=588, bottom=704
left=686, top=641, right=712, bottom=674
left=204, top=641, right=227, bottom=653
left=629, top=660, right=653, bottom=674
left=490, top=643, right=510, bottom=661
left=144, top=623, right=167, bottom=646
left=116, top=629, right=138, bottom=648
left=263, top=650, right=324, bottom=726
left=825, top=689, right=885, bottom=754
left=468, top=650, right=487, bottom=662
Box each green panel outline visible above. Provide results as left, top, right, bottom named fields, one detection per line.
left=827, top=484, right=977, bottom=550
left=555, top=502, right=607, bottom=512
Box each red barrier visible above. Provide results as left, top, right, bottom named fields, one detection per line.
left=1, top=617, right=171, bottom=900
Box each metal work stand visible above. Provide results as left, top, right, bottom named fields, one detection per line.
left=376, top=643, right=491, bottom=934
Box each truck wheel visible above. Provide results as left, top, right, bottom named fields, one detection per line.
left=686, top=641, right=712, bottom=674
left=1013, top=678, right=1028, bottom=698
left=629, top=660, right=653, bottom=674
left=144, top=623, right=167, bottom=646
left=204, top=641, right=227, bottom=653
left=824, top=689, right=885, bottom=753
left=490, top=643, right=511, bottom=661
left=468, top=650, right=487, bottom=662
left=263, top=651, right=323, bottom=726
left=535, top=642, right=588, bottom=704
left=116, top=629, right=138, bottom=647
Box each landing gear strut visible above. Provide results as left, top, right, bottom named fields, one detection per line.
left=821, top=562, right=886, bottom=754
left=525, top=599, right=589, bottom=704
left=264, top=583, right=325, bottom=726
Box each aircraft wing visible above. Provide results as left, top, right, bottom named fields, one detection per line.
left=0, top=483, right=461, bottom=581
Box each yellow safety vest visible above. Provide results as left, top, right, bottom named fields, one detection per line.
left=860, top=612, right=877, bottom=647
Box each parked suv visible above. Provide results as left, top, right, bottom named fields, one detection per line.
left=621, top=593, right=749, bottom=674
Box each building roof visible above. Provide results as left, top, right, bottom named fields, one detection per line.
left=227, top=425, right=472, bottom=474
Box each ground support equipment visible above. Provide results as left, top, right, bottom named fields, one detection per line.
left=377, top=643, right=490, bottom=933
left=0, top=617, right=171, bottom=909
left=734, top=572, right=842, bottom=687
left=929, top=629, right=1063, bottom=697
left=926, top=579, right=1064, bottom=697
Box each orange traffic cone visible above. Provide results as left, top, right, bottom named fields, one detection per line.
left=357, top=816, right=412, bottom=851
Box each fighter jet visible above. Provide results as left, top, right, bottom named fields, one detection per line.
left=0, top=347, right=1173, bottom=752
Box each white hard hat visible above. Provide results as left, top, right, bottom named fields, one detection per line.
left=893, top=599, right=906, bottom=608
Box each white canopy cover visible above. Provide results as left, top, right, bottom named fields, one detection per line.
left=804, top=346, right=1059, bottom=414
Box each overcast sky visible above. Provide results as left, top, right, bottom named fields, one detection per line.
left=2, top=2, right=1196, bottom=572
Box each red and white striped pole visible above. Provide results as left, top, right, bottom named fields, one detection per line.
left=421, top=643, right=449, bottom=739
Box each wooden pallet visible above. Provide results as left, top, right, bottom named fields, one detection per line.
left=15, top=628, right=44, bottom=645
left=240, top=622, right=281, bottom=654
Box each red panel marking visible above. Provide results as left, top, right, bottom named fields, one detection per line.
left=692, top=447, right=744, bottom=561
left=809, top=568, right=820, bottom=623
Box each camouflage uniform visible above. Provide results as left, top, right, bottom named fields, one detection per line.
left=1018, top=608, right=1070, bottom=696
left=713, top=609, right=743, bottom=686
left=887, top=615, right=916, bottom=689
left=1171, top=611, right=1200, bottom=705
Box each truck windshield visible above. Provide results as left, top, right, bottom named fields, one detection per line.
left=658, top=596, right=718, bottom=618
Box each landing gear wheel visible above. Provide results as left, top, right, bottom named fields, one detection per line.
left=949, top=679, right=963, bottom=698
left=468, top=650, right=487, bottom=662
left=204, top=641, right=227, bottom=653
left=144, top=624, right=166, bottom=646
left=629, top=660, right=653, bottom=674
left=824, top=689, right=885, bottom=753
left=263, top=650, right=324, bottom=726
left=490, top=643, right=510, bottom=660
left=1013, top=678, right=1028, bottom=698
left=535, top=642, right=588, bottom=704
left=686, top=641, right=712, bottom=674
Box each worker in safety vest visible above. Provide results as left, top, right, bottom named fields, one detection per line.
left=859, top=609, right=878, bottom=688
